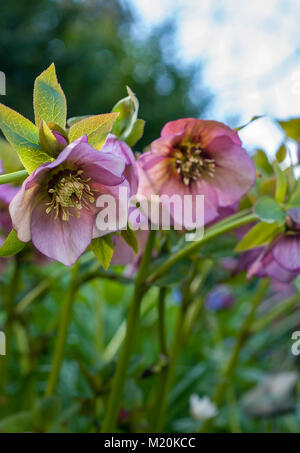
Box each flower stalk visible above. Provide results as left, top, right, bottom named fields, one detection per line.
left=45, top=261, right=80, bottom=396
left=101, top=230, right=156, bottom=433
left=0, top=169, right=28, bottom=185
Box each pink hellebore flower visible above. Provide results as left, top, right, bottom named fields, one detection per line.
left=9, top=136, right=134, bottom=266
left=247, top=208, right=300, bottom=283
left=137, top=118, right=256, bottom=228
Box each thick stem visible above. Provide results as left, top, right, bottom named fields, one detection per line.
left=0, top=170, right=28, bottom=185
left=201, top=278, right=269, bottom=432
left=101, top=230, right=156, bottom=433
left=150, top=266, right=196, bottom=432
left=157, top=287, right=168, bottom=356
left=45, top=261, right=79, bottom=396
left=147, top=213, right=256, bottom=285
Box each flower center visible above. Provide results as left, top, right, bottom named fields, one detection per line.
left=46, top=170, right=96, bottom=221
left=174, top=143, right=216, bottom=186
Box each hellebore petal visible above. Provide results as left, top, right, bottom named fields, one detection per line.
left=206, top=136, right=256, bottom=207
left=161, top=118, right=242, bottom=147
left=30, top=195, right=95, bottom=266
left=9, top=180, right=40, bottom=242
left=272, top=236, right=300, bottom=272
left=102, top=134, right=139, bottom=195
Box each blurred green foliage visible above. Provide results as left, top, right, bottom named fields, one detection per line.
left=0, top=0, right=210, bottom=149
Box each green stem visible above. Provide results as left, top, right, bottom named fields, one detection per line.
left=201, top=278, right=269, bottom=432
left=151, top=300, right=188, bottom=432
left=158, top=287, right=168, bottom=356
left=45, top=261, right=80, bottom=396
left=147, top=213, right=256, bottom=285
left=79, top=270, right=132, bottom=287
left=151, top=266, right=196, bottom=432
left=101, top=230, right=156, bottom=433
left=0, top=169, right=28, bottom=185
left=251, top=291, right=300, bottom=333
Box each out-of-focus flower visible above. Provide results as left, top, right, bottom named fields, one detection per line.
left=205, top=285, right=234, bottom=310
left=189, top=394, right=218, bottom=421
left=247, top=208, right=300, bottom=282
left=242, top=372, right=298, bottom=417
left=9, top=136, right=128, bottom=266
left=111, top=230, right=149, bottom=276
left=137, top=118, right=255, bottom=229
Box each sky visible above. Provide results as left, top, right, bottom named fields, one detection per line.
left=125, top=0, right=300, bottom=162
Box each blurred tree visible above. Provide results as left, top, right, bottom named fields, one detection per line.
left=0, top=0, right=210, bottom=148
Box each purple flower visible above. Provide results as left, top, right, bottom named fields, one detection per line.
left=52, top=130, right=68, bottom=148
left=110, top=210, right=149, bottom=276
left=205, top=285, right=234, bottom=310
left=137, top=118, right=256, bottom=228
left=102, top=134, right=138, bottom=196
left=111, top=230, right=149, bottom=276
left=9, top=136, right=129, bottom=266
left=247, top=208, right=300, bottom=282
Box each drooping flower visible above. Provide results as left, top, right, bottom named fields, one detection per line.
left=137, top=119, right=256, bottom=228
left=9, top=136, right=129, bottom=266
left=102, top=134, right=139, bottom=196
left=247, top=208, right=300, bottom=282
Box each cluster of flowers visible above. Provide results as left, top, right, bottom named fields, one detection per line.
left=0, top=94, right=299, bottom=284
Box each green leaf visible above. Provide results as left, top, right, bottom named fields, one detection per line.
left=33, top=63, right=67, bottom=129
left=277, top=118, right=300, bottom=141
left=90, top=235, right=114, bottom=270
left=275, top=143, right=287, bottom=163
left=258, top=177, right=276, bottom=197
left=67, top=115, right=91, bottom=127
left=235, top=222, right=282, bottom=252
left=39, top=120, right=60, bottom=157
left=0, top=103, right=51, bottom=173
left=273, top=161, right=287, bottom=204
left=0, top=412, right=33, bottom=433
left=153, top=257, right=192, bottom=287
left=126, top=119, right=145, bottom=147
left=121, top=224, right=138, bottom=254
left=0, top=230, right=26, bottom=257
left=253, top=149, right=273, bottom=175
left=112, top=86, right=143, bottom=143
left=0, top=138, right=22, bottom=173
left=286, top=179, right=300, bottom=208
left=235, top=115, right=264, bottom=131
left=32, top=396, right=61, bottom=431
left=68, top=113, right=119, bottom=149
left=253, top=196, right=286, bottom=225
